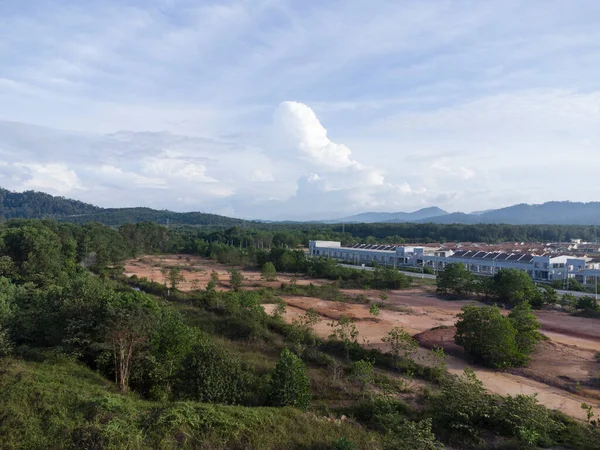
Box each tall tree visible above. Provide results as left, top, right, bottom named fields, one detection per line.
left=268, top=348, right=311, bottom=410
left=436, top=263, right=474, bottom=296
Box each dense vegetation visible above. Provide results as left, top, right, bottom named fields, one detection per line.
left=2, top=218, right=600, bottom=449
left=455, top=303, right=542, bottom=368
left=4, top=187, right=600, bottom=242
left=436, top=263, right=600, bottom=315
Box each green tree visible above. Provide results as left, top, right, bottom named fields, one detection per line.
left=381, top=327, right=418, bottom=367
left=105, top=292, right=157, bottom=392
left=147, top=309, right=198, bottom=399
left=493, top=393, right=558, bottom=448
left=508, top=301, right=542, bottom=355
left=329, top=315, right=359, bottom=359
left=288, top=308, right=321, bottom=353
left=210, top=270, right=220, bottom=284
left=0, top=225, right=63, bottom=284
left=540, top=285, right=558, bottom=306
left=229, top=268, right=244, bottom=291
left=576, top=296, right=599, bottom=312
left=261, top=262, right=277, bottom=281
left=168, top=266, right=185, bottom=290
left=0, top=325, right=12, bottom=357
left=0, top=256, right=15, bottom=279
left=429, top=367, right=493, bottom=445
left=492, top=268, right=541, bottom=307
left=268, top=348, right=311, bottom=410
left=379, top=417, right=443, bottom=450
left=428, top=346, right=447, bottom=381
left=455, top=305, right=525, bottom=369
left=279, top=252, right=295, bottom=273
left=560, top=292, right=578, bottom=309
left=436, top=263, right=474, bottom=296
left=174, top=337, right=253, bottom=405
left=350, top=359, right=374, bottom=393
left=272, top=299, right=287, bottom=320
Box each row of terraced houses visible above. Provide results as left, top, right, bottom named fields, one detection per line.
left=308, top=240, right=600, bottom=284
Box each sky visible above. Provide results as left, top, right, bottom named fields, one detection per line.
left=1, top=0, right=600, bottom=220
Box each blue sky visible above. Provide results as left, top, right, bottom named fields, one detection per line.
left=1, top=0, right=600, bottom=219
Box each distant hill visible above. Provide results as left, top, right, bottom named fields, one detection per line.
left=3, top=187, right=600, bottom=226
left=0, top=187, right=102, bottom=219
left=329, top=202, right=600, bottom=225
left=332, top=207, right=448, bottom=224
left=0, top=187, right=244, bottom=227
left=416, top=202, right=600, bottom=225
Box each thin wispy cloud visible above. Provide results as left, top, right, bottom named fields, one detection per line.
left=0, top=0, right=599, bottom=219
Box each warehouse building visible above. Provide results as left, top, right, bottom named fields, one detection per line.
left=308, top=240, right=597, bottom=283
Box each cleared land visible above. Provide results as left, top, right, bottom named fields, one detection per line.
left=125, top=255, right=600, bottom=420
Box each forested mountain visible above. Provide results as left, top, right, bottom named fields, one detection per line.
left=0, top=187, right=101, bottom=219
left=0, top=187, right=244, bottom=226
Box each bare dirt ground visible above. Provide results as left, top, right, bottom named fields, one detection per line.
left=126, top=255, right=600, bottom=420
left=124, top=254, right=326, bottom=291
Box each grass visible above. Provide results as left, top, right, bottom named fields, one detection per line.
left=0, top=355, right=382, bottom=450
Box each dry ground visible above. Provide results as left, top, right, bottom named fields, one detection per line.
left=125, top=255, right=600, bottom=420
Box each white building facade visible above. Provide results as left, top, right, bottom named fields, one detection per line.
left=308, top=241, right=599, bottom=283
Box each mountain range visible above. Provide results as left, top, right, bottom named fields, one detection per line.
left=333, top=202, right=600, bottom=225
left=2, top=186, right=600, bottom=226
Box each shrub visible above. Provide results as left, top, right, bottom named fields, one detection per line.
left=261, top=262, right=277, bottom=281
left=369, top=303, right=380, bottom=317
left=492, top=393, right=560, bottom=447
left=267, top=348, right=311, bottom=410
left=0, top=325, right=12, bottom=357
left=350, top=359, right=374, bottom=392
left=229, top=268, right=244, bottom=291
left=576, top=296, right=599, bottom=312
left=429, top=368, right=493, bottom=446
left=174, top=338, right=254, bottom=405
left=455, top=305, right=526, bottom=369
left=378, top=416, right=443, bottom=450
left=381, top=327, right=418, bottom=367
left=508, top=301, right=542, bottom=355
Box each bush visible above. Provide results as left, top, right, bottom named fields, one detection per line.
left=174, top=338, right=255, bottom=405
left=0, top=325, right=12, bottom=357
left=455, top=305, right=526, bottom=369
left=492, top=393, right=560, bottom=447
left=378, top=417, right=443, bottom=450
left=508, top=301, right=542, bottom=356
left=576, top=296, right=599, bottom=312
left=429, top=368, right=493, bottom=446
left=350, top=359, right=374, bottom=392
left=268, top=348, right=311, bottom=410
left=261, top=262, right=277, bottom=281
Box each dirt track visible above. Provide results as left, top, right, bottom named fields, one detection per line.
left=125, top=255, right=600, bottom=420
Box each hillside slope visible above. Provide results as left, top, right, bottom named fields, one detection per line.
left=0, top=187, right=244, bottom=226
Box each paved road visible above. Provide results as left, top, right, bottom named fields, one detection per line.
left=339, top=263, right=598, bottom=297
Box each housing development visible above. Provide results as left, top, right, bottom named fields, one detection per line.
left=309, top=240, right=600, bottom=284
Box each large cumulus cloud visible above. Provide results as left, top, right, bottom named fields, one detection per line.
left=0, top=101, right=429, bottom=219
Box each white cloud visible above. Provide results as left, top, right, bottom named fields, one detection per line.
left=1, top=1, right=600, bottom=218
left=273, top=101, right=360, bottom=170
left=12, top=162, right=82, bottom=194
